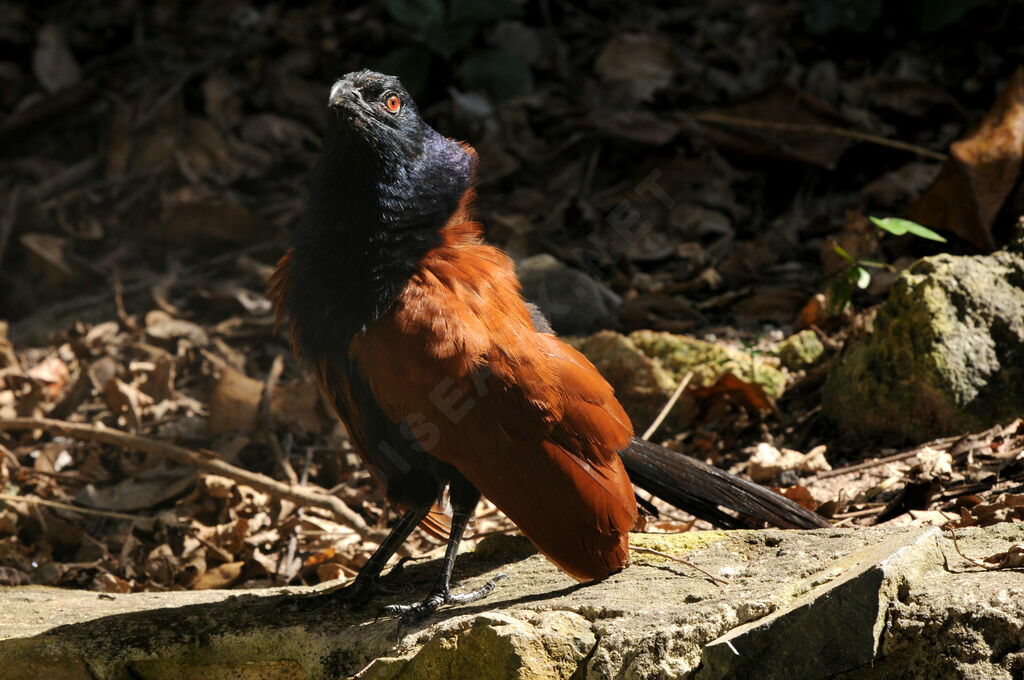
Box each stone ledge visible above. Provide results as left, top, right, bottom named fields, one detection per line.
left=1, top=525, right=1021, bottom=679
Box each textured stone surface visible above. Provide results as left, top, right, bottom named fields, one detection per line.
left=2, top=526, right=1023, bottom=679
left=517, top=253, right=620, bottom=335
left=823, top=235, right=1024, bottom=443
left=698, top=527, right=941, bottom=680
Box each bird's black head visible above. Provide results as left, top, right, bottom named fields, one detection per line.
left=286, top=70, right=476, bottom=351
left=320, top=70, right=474, bottom=234
left=326, top=70, right=423, bottom=158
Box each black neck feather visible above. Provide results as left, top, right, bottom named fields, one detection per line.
left=284, top=123, right=472, bottom=361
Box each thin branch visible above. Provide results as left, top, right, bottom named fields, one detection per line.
left=631, top=546, right=728, bottom=585
left=260, top=354, right=297, bottom=484
left=0, top=417, right=401, bottom=552
left=0, top=493, right=144, bottom=521
left=642, top=372, right=693, bottom=441
left=692, top=112, right=948, bottom=162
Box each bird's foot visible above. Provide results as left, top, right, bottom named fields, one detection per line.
left=378, top=573, right=508, bottom=628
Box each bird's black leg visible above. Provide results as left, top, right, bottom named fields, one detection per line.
left=300, top=503, right=431, bottom=610
left=379, top=478, right=506, bottom=626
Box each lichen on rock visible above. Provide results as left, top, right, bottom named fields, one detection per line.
left=823, top=233, right=1024, bottom=443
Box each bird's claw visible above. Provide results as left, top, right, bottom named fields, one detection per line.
left=376, top=573, right=509, bottom=629
left=377, top=594, right=444, bottom=627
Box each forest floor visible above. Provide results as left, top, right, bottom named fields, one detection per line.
left=0, top=0, right=1022, bottom=594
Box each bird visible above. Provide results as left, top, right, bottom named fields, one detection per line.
left=269, top=70, right=828, bottom=623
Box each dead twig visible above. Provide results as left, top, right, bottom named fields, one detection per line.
left=261, top=355, right=297, bottom=484
left=642, top=372, right=693, bottom=441
left=112, top=269, right=132, bottom=330
left=283, top=445, right=314, bottom=584
left=809, top=432, right=966, bottom=481
left=0, top=493, right=144, bottom=522
left=946, top=527, right=1024, bottom=570
left=692, top=112, right=948, bottom=162
left=630, top=546, right=728, bottom=585
left=0, top=441, right=20, bottom=469
left=0, top=417, right=401, bottom=552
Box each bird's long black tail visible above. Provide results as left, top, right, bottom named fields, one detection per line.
left=620, top=437, right=829, bottom=529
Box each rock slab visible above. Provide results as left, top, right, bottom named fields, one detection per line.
left=824, top=234, right=1024, bottom=443
left=2, top=525, right=1023, bottom=679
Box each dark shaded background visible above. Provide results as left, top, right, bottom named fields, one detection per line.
left=1, top=0, right=1023, bottom=592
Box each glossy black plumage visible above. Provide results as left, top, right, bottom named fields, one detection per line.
left=270, top=70, right=828, bottom=623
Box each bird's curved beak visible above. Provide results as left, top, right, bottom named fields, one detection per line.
left=328, top=81, right=360, bottom=110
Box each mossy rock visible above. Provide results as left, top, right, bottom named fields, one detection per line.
left=572, top=330, right=786, bottom=433
left=823, top=237, right=1024, bottom=443
left=770, top=330, right=826, bottom=370
left=628, top=330, right=786, bottom=398
left=571, top=331, right=682, bottom=431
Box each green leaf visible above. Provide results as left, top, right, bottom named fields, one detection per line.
left=858, top=259, right=889, bottom=269
left=854, top=266, right=871, bottom=289
left=457, top=50, right=534, bottom=101
left=387, top=0, right=444, bottom=28
left=833, top=244, right=855, bottom=262
left=870, top=216, right=947, bottom=243
left=828, top=276, right=853, bottom=315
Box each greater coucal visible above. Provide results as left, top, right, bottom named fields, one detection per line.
left=269, top=70, right=827, bottom=623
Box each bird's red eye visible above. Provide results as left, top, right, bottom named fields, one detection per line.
left=385, top=95, right=401, bottom=114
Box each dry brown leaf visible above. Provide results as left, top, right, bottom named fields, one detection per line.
left=208, top=366, right=263, bottom=434
left=209, top=364, right=323, bottom=435
left=589, top=110, right=682, bottom=146
left=19, top=233, right=73, bottom=288
left=157, top=185, right=272, bottom=244
left=914, top=446, right=953, bottom=477
left=198, top=474, right=237, bottom=500
left=0, top=322, right=20, bottom=371
left=748, top=443, right=803, bottom=483
left=316, top=562, right=346, bottom=583
left=983, top=544, right=1024, bottom=568
left=690, top=373, right=774, bottom=413
left=94, top=571, right=132, bottom=594
left=594, top=33, right=675, bottom=102
left=268, top=382, right=322, bottom=435
left=0, top=566, right=31, bottom=586
left=143, top=544, right=179, bottom=585
left=145, top=311, right=209, bottom=347
left=909, top=66, right=1024, bottom=250
left=304, top=546, right=335, bottom=567
left=778, top=485, right=818, bottom=512
left=795, top=293, right=828, bottom=330
left=101, top=378, right=152, bottom=432
left=27, top=355, right=69, bottom=401
left=76, top=466, right=195, bottom=512
left=956, top=493, right=1024, bottom=527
